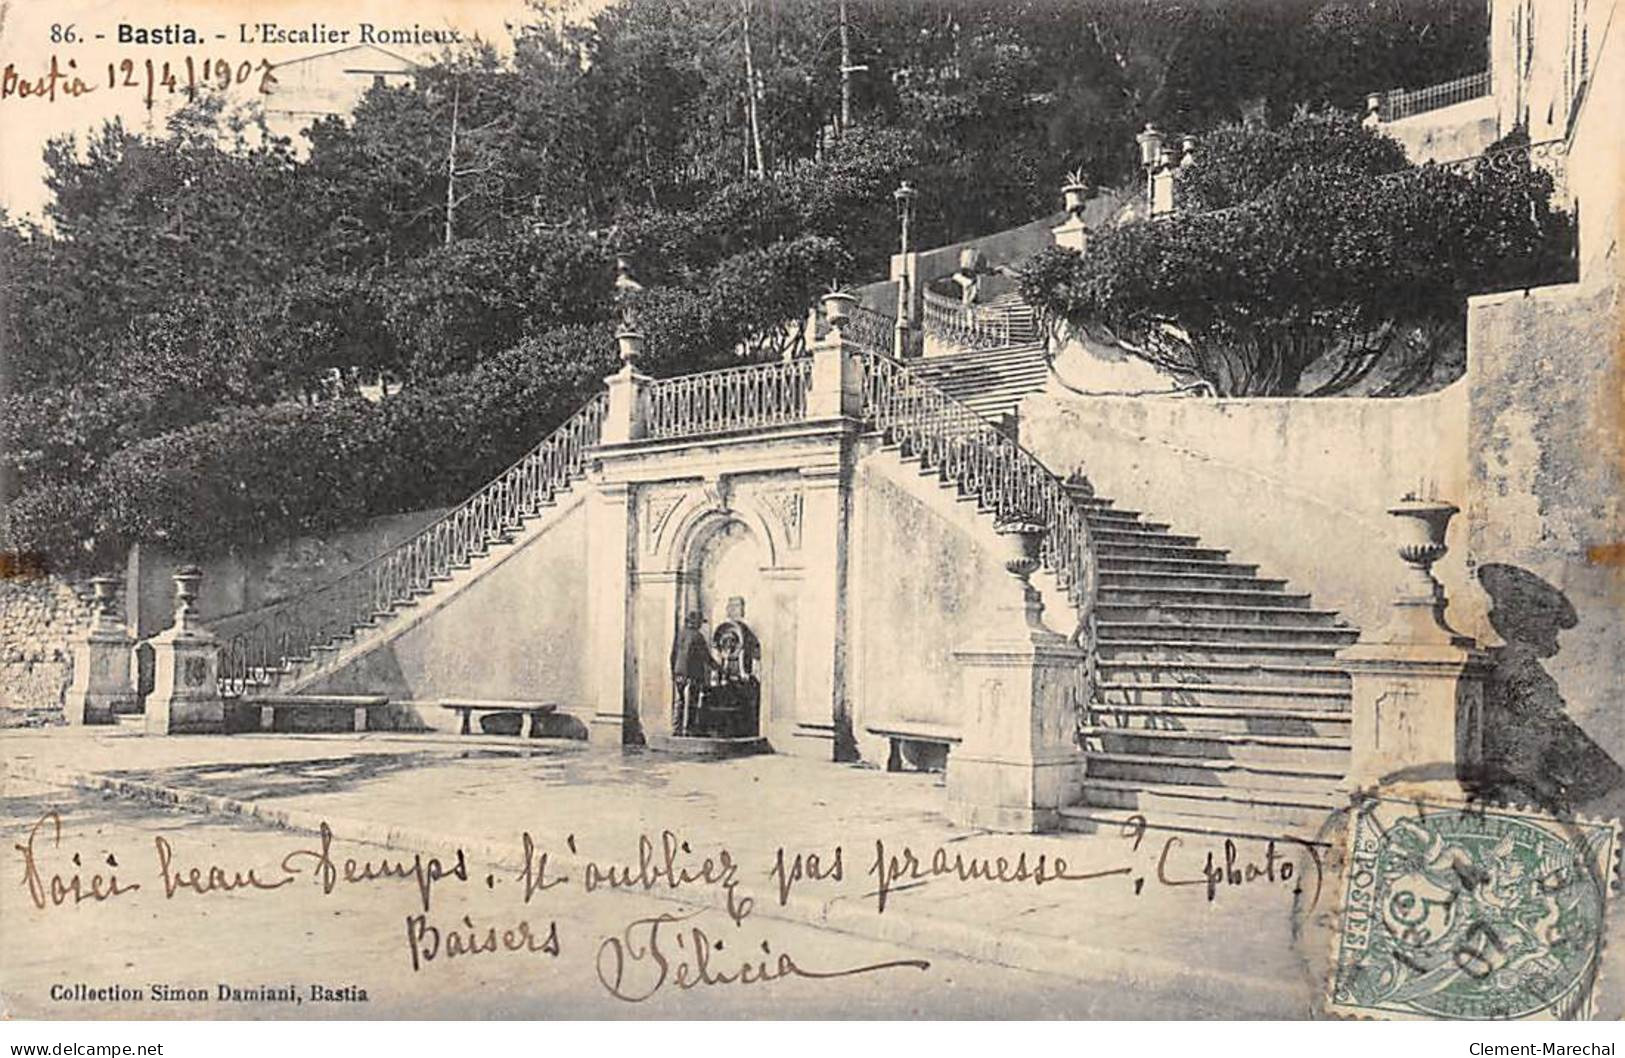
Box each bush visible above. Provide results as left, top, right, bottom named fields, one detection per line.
left=6, top=324, right=621, bottom=568
left=1018, top=111, right=1574, bottom=396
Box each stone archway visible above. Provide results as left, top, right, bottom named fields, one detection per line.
left=668, top=514, right=771, bottom=744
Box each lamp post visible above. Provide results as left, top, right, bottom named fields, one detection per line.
left=1134, top=123, right=1164, bottom=206
left=892, top=180, right=919, bottom=358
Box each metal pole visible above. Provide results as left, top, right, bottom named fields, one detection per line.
left=839, top=0, right=852, bottom=134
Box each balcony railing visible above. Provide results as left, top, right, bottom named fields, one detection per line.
left=921, top=289, right=1041, bottom=351
left=1378, top=70, right=1491, bottom=122
left=644, top=358, right=814, bottom=440
left=214, top=392, right=609, bottom=698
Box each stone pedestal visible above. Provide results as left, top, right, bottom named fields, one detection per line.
left=946, top=524, right=1086, bottom=832
left=145, top=567, right=224, bottom=735
left=1340, top=498, right=1488, bottom=798
left=1342, top=642, right=1487, bottom=797
left=1051, top=215, right=1090, bottom=254
left=807, top=323, right=864, bottom=420
left=64, top=577, right=134, bottom=725
left=602, top=365, right=650, bottom=445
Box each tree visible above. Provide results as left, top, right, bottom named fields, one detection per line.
left=1017, top=112, right=1574, bottom=397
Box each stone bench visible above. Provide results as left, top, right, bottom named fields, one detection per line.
left=865, top=722, right=961, bottom=773
left=440, top=699, right=558, bottom=737
left=241, top=694, right=391, bottom=734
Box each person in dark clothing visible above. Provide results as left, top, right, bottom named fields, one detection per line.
left=670, top=611, right=714, bottom=736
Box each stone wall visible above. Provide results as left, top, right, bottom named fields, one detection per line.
left=1376, top=94, right=1498, bottom=164
left=845, top=445, right=1079, bottom=765
left=1019, top=383, right=1474, bottom=640
left=129, top=506, right=450, bottom=641
left=304, top=494, right=592, bottom=734
left=0, top=574, right=94, bottom=723
left=1465, top=278, right=1624, bottom=819
left=0, top=506, right=448, bottom=723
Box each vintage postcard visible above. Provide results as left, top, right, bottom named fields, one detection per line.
left=1, top=0, right=1621, bottom=1027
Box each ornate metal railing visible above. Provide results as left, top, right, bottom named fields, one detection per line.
left=921, top=289, right=1041, bottom=351
left=842, top=304, right=897, bottom=357
left=214, top=393, right=609, bottom=697
left=1430, top=138, right=1569, bottom=198
left=855, top=352, right=1096, bottom=632
left=645, top=358, right=814, bottom=440
left=811, top=303, right=896, bottom=357
left=1378, top=70, right=1490, bottom=122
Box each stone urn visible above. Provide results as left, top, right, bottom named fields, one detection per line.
left=1383, top=497, right=1468, bottom=645
left=172, top=566, right=203, bottom=622
left=1390, top=497, right=1457, bottom=570
left=994, top=519, right=1047, bottom=581
left=821, top=290, right=856, bottom=330
left=88, top=575, right=122, bottom=634
left=615, top=325, right=646, bottom=368
left=1061, top=179, right=1090, bottom=218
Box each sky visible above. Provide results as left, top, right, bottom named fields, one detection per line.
left=0, top=0, right=605, bottom=220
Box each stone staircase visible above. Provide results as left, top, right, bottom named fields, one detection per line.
left=896, top=313, right=1359, bottom=839
left=1059, top=492, right=1357, bottom=840
left=909, top=340, right=1049, bottom=422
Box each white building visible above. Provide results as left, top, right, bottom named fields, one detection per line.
left=259, top=44, right=420, bottom=150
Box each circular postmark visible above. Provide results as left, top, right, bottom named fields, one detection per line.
left=1299, top=771, right=1619, bottom=1021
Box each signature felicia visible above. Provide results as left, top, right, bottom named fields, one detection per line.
left=595, top=910, right=928, bottom=1002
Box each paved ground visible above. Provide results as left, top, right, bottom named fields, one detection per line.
left=0, top=726, right=1440, bottom=1018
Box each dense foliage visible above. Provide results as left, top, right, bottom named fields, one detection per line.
left=1017, top=113, right=1574, bottom=396
left=2, top=0, right=1492, bottom=565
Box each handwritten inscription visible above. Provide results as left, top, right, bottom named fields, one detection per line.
left=14, top=810, right=1322, bottom=1003
left=15, top=812, right=140, bottom=909
left=868, top=839, right=1133, bottom=913
left=1, top=55, right=277, bottom=106
left=595, top=911, right=929, bottom=1003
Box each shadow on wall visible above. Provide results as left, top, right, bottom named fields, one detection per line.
left=1476, top=564, right=1624, bottom=816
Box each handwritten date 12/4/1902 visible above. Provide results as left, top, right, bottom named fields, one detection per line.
left=1, top=55, right=277, bottom=106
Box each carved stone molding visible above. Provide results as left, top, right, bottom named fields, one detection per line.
left=642, top=489, right=686, bottom=553
left=700, top=474, right=734, bottom=514
left=758, top=488, right=804, bottom=550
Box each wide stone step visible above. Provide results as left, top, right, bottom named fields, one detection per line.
left=1095, top=637, right=1349, bottom=663
left=1059, top=784, right=1339, bottom=842
left=1096, top=659, right=1352, bottom=691
left=1101, top=570, right=1288, bottom=592
left=1097, top=621, right=1361, bottom=645
left=1083, top=702, right=1351, bottom=737
left=1093, top=528, right=1202, bottom=546
left=1083, top=750, right=1345, bottom=792
left=1100, top=586, right=1310, bottom=608
left=1079, top=727, right=1350, bottom=767
left=1098, top=543, right=1232, bottom=563
left=1099, top=561, right=1261, bottom=583
left=1096, top=602, right=1345, bottom=628
left=1095, top=681, right=1350, bottom=711
left=1082, top=510, right=1159, bottom=527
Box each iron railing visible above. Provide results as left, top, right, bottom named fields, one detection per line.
left=810, top=303, right=901, bottom=358
left=842, top=304, right=897, bottom=357
left=645, top=358, right=814, bottom=440
left=1378, top=70, right=1491, bottom=122
left=855, top=351, right=1096, bottom=632
left=214, top=392, right=609, bottom=697
left=1430, top=138, right=1569, bottom=198
left=212, top=344, right=1098, bottom=694
left=921, top=289, right=1041, bottom=351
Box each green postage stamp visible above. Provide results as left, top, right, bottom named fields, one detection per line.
left=1329, top=797, right=1620, bottom=1020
